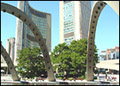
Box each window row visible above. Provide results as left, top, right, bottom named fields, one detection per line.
left=64, top=24, right=74, bottom=28
left=64, top=23, right=73, bottom=26
left=64, top=29, right=73, bottom=33
left=64, top=16, right=73, bottom=21
left=64, top=10, right=73, bottom=14
left=33, top=19, right=46, bottom=22
left=64, top=3, right=73, bottom=10
left=32, top=15, right=46, bottom=21
left=64, top=20, right=73, bottom=24
left=64, top=26, right=73, bottom=31
left=64, top=37, right=74, bottom=42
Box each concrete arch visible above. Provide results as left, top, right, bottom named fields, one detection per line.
left=86, top=1, right=119, bottom=81
left=1, top=44, right=20, bottom=81
left=1, top=3, right=55, bottom=81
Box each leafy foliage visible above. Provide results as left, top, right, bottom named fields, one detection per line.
left=16, top=47, right=47, bottom=79
left=51, top=39, right=98, bottom=79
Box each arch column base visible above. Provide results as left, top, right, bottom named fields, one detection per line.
left=86, top=71, right=94, bottom=81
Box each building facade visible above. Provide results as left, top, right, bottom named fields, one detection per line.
left=1, top=39, right=15, bottom=74
left=97, top=46, right=119, bottom=75
left=99, top=46, right=119, bottom=61
left=99, top=50, right=106, bottom=60
left=106, top=46, right=119, bottom=60
left=6, top=38, right=15, bottom=63
left=15, top=1, right=51, bottom=63
left=59, top=1, right=91, bottom=45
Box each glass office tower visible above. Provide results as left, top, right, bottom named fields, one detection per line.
left=60, top=1, right=91, bottom=45
left=15, top=1, right=51, bottom=63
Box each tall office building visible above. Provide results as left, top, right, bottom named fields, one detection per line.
left=1, top=39, right=15, bottom=74
left=6, top=38, right=15, bottom=63
left=15, top=1, right=51, bottom=63
left=1, top=38, right=15, bottom=74
left=60, top=1, right=91, bottom=45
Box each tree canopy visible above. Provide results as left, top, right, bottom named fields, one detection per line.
left=16, top=39, right=98, bottom=79
left=16, top=47, right=47, bottom=79
left=51, top=39, right=98, bottom=79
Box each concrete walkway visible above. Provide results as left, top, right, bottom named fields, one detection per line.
left=1, top=75, right=119, bottom=85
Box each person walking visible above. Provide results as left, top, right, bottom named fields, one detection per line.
left=73, top=75, right=76, bottom=81
left=63, top=75, right=66, bottom=81
left=97, top=72, right=99, bottom=80
left=105, top=72, right=108, bottom=81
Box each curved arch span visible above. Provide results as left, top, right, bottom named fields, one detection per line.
left=1, top=44, right=20, bottom=81
left=86, top=1, right=119, bottom=81
left=1, top=3, right=55, bottom=81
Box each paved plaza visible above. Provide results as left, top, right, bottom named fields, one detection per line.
left=1, top=75, right=119, bottom=85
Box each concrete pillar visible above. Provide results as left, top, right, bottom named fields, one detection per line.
left=86, top=1, right=119, bottom=81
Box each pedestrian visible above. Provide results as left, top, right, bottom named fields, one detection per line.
left=97, top=72, right=99, bottom=80
left=110, top=75, right=112, bottom=81
left=73, top=75, right=76, bottom=81
left=111, top=73, right=114, bottom=81
left=56, top=74, right=58, bottom=78
left=105, top=72, right=107, bottom=80
left=63, top=75, right=66, bottom=81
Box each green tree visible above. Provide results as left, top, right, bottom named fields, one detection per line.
left=51, top=43, right=69, bottom=63
left=51, top=39, right=98, bottom=79
left=51, top=43, right=71, bottom=77
left=16, top=47, right=47, bottom=79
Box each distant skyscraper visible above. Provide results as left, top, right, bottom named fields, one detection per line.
left=6, top=38, right=15, bottom=63
left=15, top=1, right=51, bottom=62
left=59, top=1, right=91, bottom=45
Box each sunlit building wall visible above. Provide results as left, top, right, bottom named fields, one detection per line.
left=6, top=38, right=15, bottom=63
left=15, top=1, right=51, bottom=63
left=99, top=46, right=119, bottom=61
left=60, top=1, right=91, bottom=45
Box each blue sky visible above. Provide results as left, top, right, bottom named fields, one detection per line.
left=1, top=1, right=119, bottom=53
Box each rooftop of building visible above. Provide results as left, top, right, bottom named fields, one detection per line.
left=100, top=46, right=119, bottom=53
left=7, top=37, right=15, bottom=40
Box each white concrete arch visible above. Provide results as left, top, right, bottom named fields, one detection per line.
left=86, top=1, right=119, bottom=81
left=1, top=3, right=55, bottom=81
left=1, top=44, right=20, bottom=81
